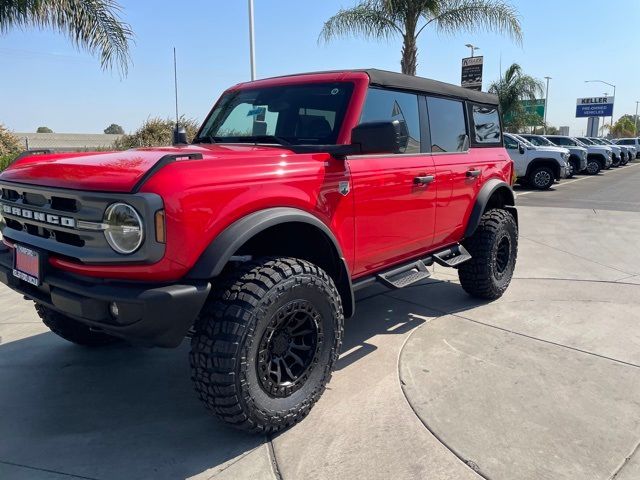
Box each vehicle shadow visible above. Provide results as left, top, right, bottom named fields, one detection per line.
left=0, top=334, right=264, bottom=480
left=0, top=279, right=491, bottom=479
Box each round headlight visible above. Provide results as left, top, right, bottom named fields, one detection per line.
left=103, top=203, right=144, bottom=254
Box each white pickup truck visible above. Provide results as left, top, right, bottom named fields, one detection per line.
left=503, top=133, right=570, bottom=189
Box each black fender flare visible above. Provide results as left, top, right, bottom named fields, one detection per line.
left=464, top=179, right=517, bottom=238
left=187, top=207, right=355, bottom=318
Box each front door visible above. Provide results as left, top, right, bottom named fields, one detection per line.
left=348, top=88, right=437, bottom=277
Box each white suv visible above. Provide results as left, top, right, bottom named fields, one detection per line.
left=614, top=138, right=640, bottom=158
left=504, top=133, right=570, bottom=189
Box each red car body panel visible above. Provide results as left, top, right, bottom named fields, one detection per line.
left=0, top=70, right=512, bottom=284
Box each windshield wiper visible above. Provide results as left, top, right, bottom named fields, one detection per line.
left=192, top=135, right=216, bottom=144
left=236, top=135, right=292, bottom=146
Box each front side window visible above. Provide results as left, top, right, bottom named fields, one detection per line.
left=427, top=97, right=468, bottom=153
left=504, top=135, right=518, bottom=149
left=196, top=82, right=354, bottom=145
left=360, top=88, right=421, bottom=153
left=471, top=104, right=501, bottom=145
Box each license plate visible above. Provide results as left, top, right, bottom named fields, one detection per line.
left=13, top=244, right=41, bottom=286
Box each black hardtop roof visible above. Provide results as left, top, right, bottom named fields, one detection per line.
left=364, top=69, right=499, bottom=105
left=253, top=68, right=499, bottom=106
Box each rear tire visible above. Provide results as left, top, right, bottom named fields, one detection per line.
left=459, top=209, right=518, bottom=300
left=35, top=304, right=120, bottom=347
left=190, top=257, right=343, bottom=433
left=528, top=166, right=555, bottom=190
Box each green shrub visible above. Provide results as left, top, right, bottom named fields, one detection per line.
left=113, top=116, right=199, bottom=149
left=0, top=153, right=18, bottom=171
left=1, top=124, right=22, bottom=156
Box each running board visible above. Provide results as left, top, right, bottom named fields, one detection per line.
left=432, top=244, right=472, bottom=268
left=355, top=243, right=472, bottom=291
left=377, top=260, right=431, bottom=289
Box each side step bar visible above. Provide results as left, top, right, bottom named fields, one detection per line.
left=355, top=244, right=473, bottom=291
left=432, top=244, right=472, bottom=268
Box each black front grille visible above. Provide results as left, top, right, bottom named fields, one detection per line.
left=6, top=218, right=85, bottom=247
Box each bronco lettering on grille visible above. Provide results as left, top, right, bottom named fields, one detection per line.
left=1, top=204, right=76, bottom=229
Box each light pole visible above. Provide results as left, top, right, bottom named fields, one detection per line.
left=465, top=43, right=479, bottom=57
left=635, top=101, right=639, bottom=137
left=585, top=80, right=616, bottom=130
left=543, top=76, right=551, bottom=134
left=248, top=0, right=256, bottom=80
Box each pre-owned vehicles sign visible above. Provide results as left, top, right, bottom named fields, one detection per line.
left=461, top=56, right=483, bottom=91
left=576, top=97, right=614, bottom=117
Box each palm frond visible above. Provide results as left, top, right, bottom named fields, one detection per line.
left=424, top=0, right=522, bottom=44
left=319, top=1, right=402, bottom=43
left=0, top=0, right=133, bottom=76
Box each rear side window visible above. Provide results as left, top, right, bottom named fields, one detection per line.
left=360, top=88, right=421, bottom=153
left=470, top=104, right=501, bottom=145
left=427, top=97, right=468, bottom=152
left=620, top=139, right=633, bottom=145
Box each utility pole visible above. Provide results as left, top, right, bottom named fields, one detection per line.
left=635, top=101, right=639, bottom=137
left=248, top=0, right=256, bottom=80
left=543, top=76, right=551, bottom=135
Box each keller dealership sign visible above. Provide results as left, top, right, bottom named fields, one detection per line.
left=576, top=96, right=614, bottom=118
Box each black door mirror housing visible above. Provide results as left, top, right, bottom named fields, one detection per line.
left=518, top=143, right=526, bottom=155
left=351, top=120, right=409, bottom=155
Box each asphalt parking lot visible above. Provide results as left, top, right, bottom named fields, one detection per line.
left=1, top=163, right=639, bottom=480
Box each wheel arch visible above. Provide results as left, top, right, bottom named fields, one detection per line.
left=187, top=207, right=355, bottom=318
left=526, top=158, right=561, bottom=179
left=464, top=178, right=517, bottom=239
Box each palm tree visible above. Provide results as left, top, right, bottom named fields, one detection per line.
left=320, top=0, right=522, bottom=75
left=488, top=63, right=543, bottom=132
left=0, top=0, right=133, bottom=75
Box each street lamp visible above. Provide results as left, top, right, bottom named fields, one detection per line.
left=585, top=80, right=616, bottom=129
left=543, top=76, right=551, bottom=134
left=248, top=0, right=256, bottom=80
left=465, top=43, right=479, bottom=57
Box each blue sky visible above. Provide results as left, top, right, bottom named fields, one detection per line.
left=1, top=0, right=638, bottom=136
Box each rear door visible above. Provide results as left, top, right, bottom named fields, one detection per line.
left=348, top=88, right=437, bottom=276
left=428, top=97, right=495, bottom=247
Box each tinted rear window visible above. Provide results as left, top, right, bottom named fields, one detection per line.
left=470, top=104, right=501, bottom=145
left=427, top=96, right=468, bottom=152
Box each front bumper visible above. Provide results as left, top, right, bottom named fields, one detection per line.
left=0, top=244, right=210, bottom=347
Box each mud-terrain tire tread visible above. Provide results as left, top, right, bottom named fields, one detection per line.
left=458, top=209, right=518, bottom=300
left=35, top=304, right=120, bottom=347
left=189, top=257, right=343, bottom=433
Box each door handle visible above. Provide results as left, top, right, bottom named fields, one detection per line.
left=414, top=175, right=435, bottom=185
left=466, top=169, right=481, bottom=178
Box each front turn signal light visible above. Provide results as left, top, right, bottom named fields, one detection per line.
left=155, top=210, right=166, bottom=243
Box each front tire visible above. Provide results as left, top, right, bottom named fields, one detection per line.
left=190, top=257, right=343, bottom=433
left=458, top=209, right=518, bottom=300
left=35, top=304, right=120, bottom=347
left=585, top=159, right=601, bottom=175
left=528, top=166, right=555, bottom=190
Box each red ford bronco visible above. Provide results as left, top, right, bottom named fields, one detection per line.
left=0, top=69, right=517, bottom=432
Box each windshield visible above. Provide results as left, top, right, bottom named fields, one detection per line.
left=514, top=134, right=535, bottom=148
left=590, top=138, right=608, bottom=145
left=572, top=138, right=587, bottom=147
left=524, top=135, right=555, bottom=147
left=578, top=137, right=594, bottom=145
left=195, top=82, right=354, bottom=146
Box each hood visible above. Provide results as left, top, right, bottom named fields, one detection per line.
left=0, top=144, right=294, bottom=192
left=534, top=146, right=569, bottom=154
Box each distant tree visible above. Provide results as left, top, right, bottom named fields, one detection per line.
left=0, top=123, right=22, bottom=155
left=0, top=0, right=133, bottom=75
left=36, top=126, right=53, bottom=133
left=488, top=63, right=543, bottom=132
left=320, top=0, right=522, bottom=75
left=113, top=117, right=199, bottom=149
left=104, top=123, right=125, bottom=134
left=606, top=116, right=636, bottom=138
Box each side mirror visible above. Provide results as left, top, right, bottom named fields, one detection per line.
left=173, top=126, right=188, bottom=145
left=518, top=143, right=526, bottom=155
left=351, top=120, right=408, bottom=155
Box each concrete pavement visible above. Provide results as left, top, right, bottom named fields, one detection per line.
left=1, top=163, right=640, bottom=479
